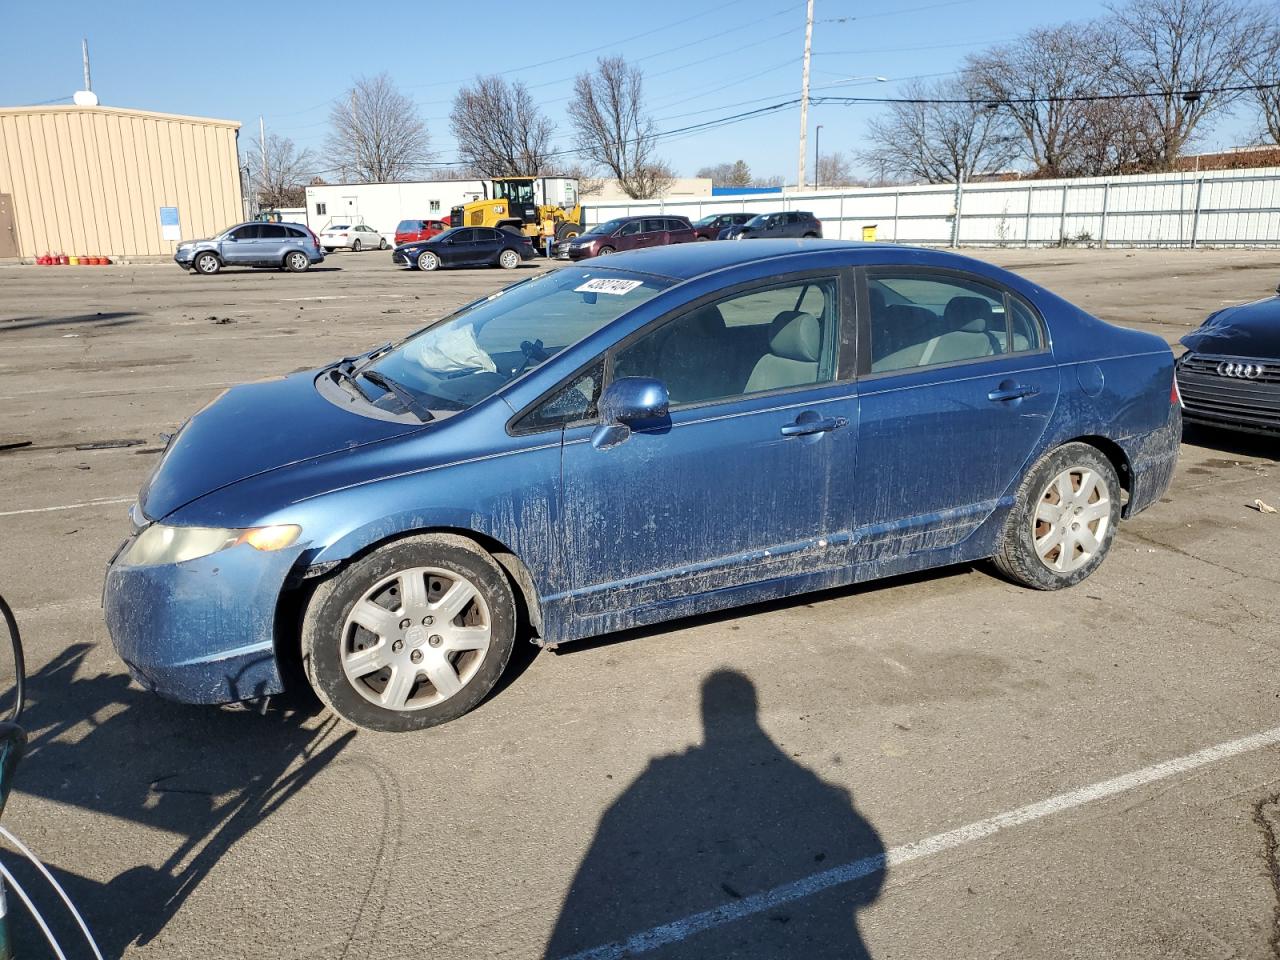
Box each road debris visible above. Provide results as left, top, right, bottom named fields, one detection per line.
left=74, top=439, right=145, bottom=451
left=1252, top=499, right=1277, bottom=514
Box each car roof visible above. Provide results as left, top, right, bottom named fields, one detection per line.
left=589, top=239, right=978, bottom=281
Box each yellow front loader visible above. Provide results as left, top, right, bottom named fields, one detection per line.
left=450, top=176, right=582, bottom=248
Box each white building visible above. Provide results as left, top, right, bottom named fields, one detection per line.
left=303, top=180, right=487, bottom=235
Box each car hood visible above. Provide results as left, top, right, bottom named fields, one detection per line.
left=140, top=371, right=426, bottom=520
left=1180, top=296, right=1280, bottom=359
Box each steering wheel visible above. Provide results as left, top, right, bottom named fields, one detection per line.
left=512, top=339, right=549, bottom=377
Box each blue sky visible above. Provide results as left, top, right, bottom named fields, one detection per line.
left=0, top=0, right=1257, bottom=182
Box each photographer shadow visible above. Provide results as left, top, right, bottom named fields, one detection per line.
left=545, top=670, right=885, bottom=959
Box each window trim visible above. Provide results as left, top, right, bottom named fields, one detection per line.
left=856, top=265, right=1050, bottom=380
left=505, top=267, right=858, bottom=436
left=603, top=268, right=856, bottom=415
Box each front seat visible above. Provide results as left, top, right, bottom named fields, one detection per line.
left=654, top=305, right=735, bottom=403
left=745, top=311, right=823, bottom=393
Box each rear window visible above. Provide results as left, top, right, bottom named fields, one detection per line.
left=396, top=220, right=418, bottom=232
left=330, top=224, right=350, bottom=231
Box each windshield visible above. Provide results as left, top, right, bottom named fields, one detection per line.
left=363, top=267, right=674, bottom=414
left=396, top=220, right=419, bottom=231
left=745, top=215, right=769, bottom=227
left=693, top=215, right=719, bottom=227
left=584, top=218, right=627, bottom=236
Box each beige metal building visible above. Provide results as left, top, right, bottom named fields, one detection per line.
left=0, top=104, right=242, bottom=260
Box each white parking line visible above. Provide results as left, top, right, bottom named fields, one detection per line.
left=559, top=723, right=1280, bottom=960
left=0, top=497, right=133, bottom=518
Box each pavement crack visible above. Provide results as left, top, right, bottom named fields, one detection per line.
left=1253, top=793, right=1280, bottom=958
left=1120, top=528, right=1280, bottom=585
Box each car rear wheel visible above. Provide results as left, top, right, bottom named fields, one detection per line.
left=597, top=246, right=615, bottom=256
left=697, top=236, right=710, bottom=241
left=302, top=534, right=517, bottom=732
left=194, top=252, right=221, bottom=275
left=993, top=442, right=1121, bottom=590
left=498, top=249, right=520, bottom=269
left=352, top=239, right=362, bottom=252
left=803, top=232, right=818, bottom=238
left=285, top=251, right=310, bottom=272
left=417, top=251, right=440, bottom=272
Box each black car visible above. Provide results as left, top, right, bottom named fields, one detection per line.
left=718, top=210, right=822, bottom=241
left=691, top=212, right=754, bottom=240
left=392, top=226, right=536, bottom=272
left=1176, top=284, right=1280, bottom=435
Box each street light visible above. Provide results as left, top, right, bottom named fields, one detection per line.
left=815, top=125, right=823, bottom=190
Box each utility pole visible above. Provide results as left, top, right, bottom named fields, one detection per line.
left=796, top=0, right=814, bottom=190
left=814, top=125, right=823, bottom=190
left=81, top=39, right=92, bottom=91
left=258, top=115, right=268, bottom=214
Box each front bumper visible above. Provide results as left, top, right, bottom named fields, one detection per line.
left=174, top=249, right=196, bottom=267
left=567, top=245, right=597, bottom=260
left=104, top=538, right=306, bottom=704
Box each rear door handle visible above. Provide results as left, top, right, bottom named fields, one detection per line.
left=988, top=384, right=1038, bottom=402
left=781, top=416, right=848, bottom=437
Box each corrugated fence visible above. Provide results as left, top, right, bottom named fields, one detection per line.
left=584, top=167, right=1280, bottom=248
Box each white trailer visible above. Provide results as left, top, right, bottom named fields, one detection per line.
left=303, top=180, right=487, bottom=240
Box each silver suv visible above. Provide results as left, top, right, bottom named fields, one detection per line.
left=175, top=221, right=325, bottom=275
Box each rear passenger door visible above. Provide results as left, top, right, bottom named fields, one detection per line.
left=637, top=218, right=666, bottom=249
left=469, top=228, right=504, bottom=264
left=256, top=223, right=289, bottom=264
left=852, top=267, right=1060, bottom=559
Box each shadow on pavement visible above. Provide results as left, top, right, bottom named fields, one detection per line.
left=1182, top=423, right=1279, bottom=461
left=0, top=312, right=141, bottom=333
left=7, top=644, right=354, bottom=956
left=545, top=670, right=884, bottom=959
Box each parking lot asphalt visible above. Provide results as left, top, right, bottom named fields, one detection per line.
left=0, top=246, right=1278, bottom=958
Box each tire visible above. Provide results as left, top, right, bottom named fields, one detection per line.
left=498, top=248, right=520, bottom=270
left=802, top=232, right=819, bottom=238
left=379, top=238, right=388, bottom=250
left=597, top=246, right=615, bottom=256
left=285, top=251, right=311, bottom=272
left=992, top=442, right=1122, bottom=590
left=417, top=250, right=440, bottom=272
left=194, top=252, right=221, bottom=275
left=697, top=236, right=711, bottom=241
left=352, top=239, right=362, bottom=252
left=302, top=533, right=517, bottom=732
left=555, top=222, right=581, bottom=242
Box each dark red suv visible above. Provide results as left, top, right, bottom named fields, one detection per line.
left=394, top=219, right=449, bottom=246
left=560, top=215, right=695, bottom=260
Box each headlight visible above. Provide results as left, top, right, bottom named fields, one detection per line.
left=119, top=523, right=301, bottom=567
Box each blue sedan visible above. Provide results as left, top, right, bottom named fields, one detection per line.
left=104, top=241, right=1181, bottom=732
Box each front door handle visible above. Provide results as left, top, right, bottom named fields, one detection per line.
left=781, top=415, right=848, bottom=437
left=988, top=383, right=1038, bottom=402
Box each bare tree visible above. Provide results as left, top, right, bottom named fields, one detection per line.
left=1104, top=0, right=1265, bottom=168
left=450, top=76, right=556, bottom=176
left=1244, top=20, right=1280, bottom=144
left=326, top=74, right=432, bottom=182
left=863, top=78, right=1017, bottom=183
left=245, top=133, right=313, bottom=208
left=568, top=56, right=673, bottom=199
left=815, top=151, right=861, bottom=187
left=695, top=160, right=753, bottom=186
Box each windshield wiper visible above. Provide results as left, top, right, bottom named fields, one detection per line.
left=329, top=365, right=370, bottom=401
left=359, top=370, right=435, bottom=423
left=350, top=341, right=394, bottom=375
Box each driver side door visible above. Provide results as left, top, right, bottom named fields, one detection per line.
left=220, top=224, right=260, bottom=264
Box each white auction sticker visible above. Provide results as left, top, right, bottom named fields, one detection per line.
left=575, top=278, right=643, bottom=295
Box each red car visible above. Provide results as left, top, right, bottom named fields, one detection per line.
left=394, top=219, right=449, bottom=246
left=558, top=215, right=695, bottom=260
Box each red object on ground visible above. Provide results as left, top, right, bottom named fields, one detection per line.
left=57, top=254, right=68, bottom=265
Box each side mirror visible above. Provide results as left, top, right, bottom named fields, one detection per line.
left=592, top=377, right=669, bottom=450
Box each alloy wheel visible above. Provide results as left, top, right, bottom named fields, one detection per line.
left=339, top=567, right=492, bottom=711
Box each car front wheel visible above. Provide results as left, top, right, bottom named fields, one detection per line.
left=993, top=442, right=1121, bottom=590
left=302, top=534, right=517, bottom=732
left=417, top=251, right=440, bottom=271
left=194, top=252, right=221, bottom=275
left=498, top=249, right=520, bottom=269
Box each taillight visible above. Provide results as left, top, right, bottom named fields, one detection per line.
left=308, top=228, right=321, bottom=249
left=1171, top=375, right=1182, bottom=406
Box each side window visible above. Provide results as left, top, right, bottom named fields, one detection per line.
left=260, top=224, right=287, bottom=239
left=666, top=219, right=685, bottom=232
left=286, top=227, right=307, bottom=238
left=230, top=224, right=260, bottom=240
left=453, top=229, right=478, bottom=242
left=867, top=272, right=1008, bottom=374
left=643, top=218, right=666, bottom=232
left=315, top=202, right=327, bottom=216
left=519, top=363, right=604, bottom=433
left=430, top=200, right=441, bottom=212
left=618, top=221, right=641, bottom=237
left=1008, top=296, right=1043, bottom=352
left=612, top=278, right=840, bottom=407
